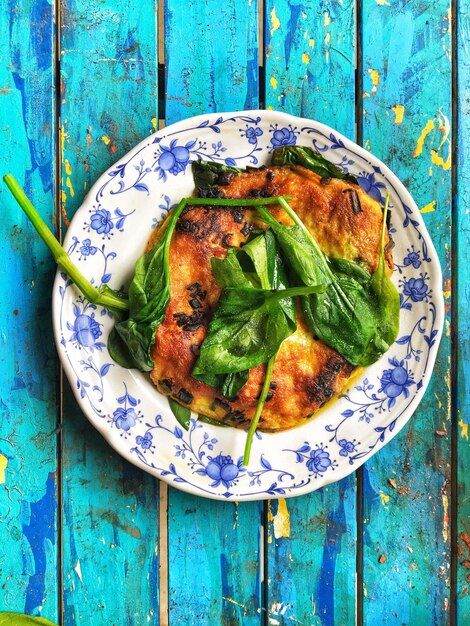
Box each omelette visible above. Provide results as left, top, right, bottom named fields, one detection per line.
left=148, top=163, right=393, bottom=432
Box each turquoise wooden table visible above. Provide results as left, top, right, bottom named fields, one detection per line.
left=0, top=1, right=469, bottom=624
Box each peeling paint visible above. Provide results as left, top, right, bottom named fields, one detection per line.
left=74, top=559, right=83, bottom=584
left=270, top=7, right=280, bottom=36
left=391, top=104, right=405, bottom=124
left=323, top=11, right=330, bottom=27
left=459, top=419, right=469, bottom=440
left=273, top=498, right=290, bottom=538
left=270, top=76, right=278, bottom=90
left=368, top=68, right=380, bottom=95
left=375, top=0, right=392, bottom=4
left=0, top=453, right=8, bottom=483
left=431, top=149, right=451, bottom=170
left=302, top=52, right=310, bottom=64
left=379, top=492, right=390, bottom=509
left=420, top=200, right=436, bottom=213
left=442, top=489, right=449, bottom=544
left=413, top=119, right=435, bottom=157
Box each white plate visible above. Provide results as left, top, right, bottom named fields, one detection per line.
left=53, top=110, right=444, bottom=501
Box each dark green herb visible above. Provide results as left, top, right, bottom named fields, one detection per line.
left=192, top=160, right=244, bottom=193
left=271, top=145, right=358, bottom=184
left=197, top=228, right=294, bottom=398
left=110, top=196, right=291, bottom=372
left=3, top=174, right=129, bottom=315
left=108, top=198, right=187, bottom=371
left=357, top=195, right=400, bottom=363
left=258, top=196, right=399, bottom=366
left=168, top=398, right=191, bottom=430
left=192, top=284, right=321, bottom=378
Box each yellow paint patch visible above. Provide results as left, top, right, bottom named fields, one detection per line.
left=273, top=498, right=290, bottom=538
left=379, top=492, right=390, bottom=509
left=270, top=7, right=281, bottom=36
left=65, top=159, right=72, bottom=175
left=324, top=11, right=330, bottom=26
left=66, top=176, right=75, bottom=198
left=309, top=38, right=315, bottom=48
left=368, top=69, right=380, bottom=95
left=420, top=200, right=436, bottom=213
left=270, top=76, right=278, bottom=90
left=102, top=135, right=111, bottom=145
left=431, top=149, right=451, bottom=170
left=0, top=454, right=7, bottom=484
left=459, top=419, right=469, bottom=440
left=267, top=105, right=273, bottom=110
left=302, top=52, right=310, bottom=64
left=412, top=119, right=434, bottom=157
left=151, top=117, right=157, bottom=130
left=391, top=104, right=405, bottom=124
left=375, top=0, right=391, bottom=4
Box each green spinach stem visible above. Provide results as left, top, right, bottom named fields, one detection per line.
left=243, top=356, right=275, bottom=466
left=4, top=174, right=129, bottom=312
left=187, top=195, right=291, bottom=207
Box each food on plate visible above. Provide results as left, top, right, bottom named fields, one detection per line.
left=4, top=145, right=400, bottom=466
left=107, top=147, right=399, bottom=461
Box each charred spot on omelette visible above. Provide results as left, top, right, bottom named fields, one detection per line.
left=148, top=164, right=393, bottom=432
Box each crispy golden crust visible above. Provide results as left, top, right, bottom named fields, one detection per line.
left=149, top=165, right=392, bottom=431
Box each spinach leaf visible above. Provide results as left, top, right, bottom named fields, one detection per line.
left=192, top=285, right=321, bottom=377
left=257, top=210, right=326, bottom=288
left=194, top=229, right=297, bottom=397
left=357, top=196, right=400, bottom=363
left=192, top=160, right=244, bottom=194
left=271, top=145, right=358, bottom=184
left=108, top=198, right=188, bottom=371
left=168, top=398, right=191, bottom=430
left=258, top=197, right=399, bottom=367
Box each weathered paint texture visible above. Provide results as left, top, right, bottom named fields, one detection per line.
left=0, top=0, right=468, bottom=624
left=457, top=1, right=470, bottom=622
left=60, top=1, right=161, bottom=624
left=164, top=0, right=259, bottom=125
left=265, top=0, right=355, bottom=137
left=168, top=498, right=263, bottom=625
left=164, top=3, right=263, bottom=623
left=264, top=4, right=357, bottom=623
left=361, top=2, right=452, bottom=624
left=0, top=0, right=58, bottom=620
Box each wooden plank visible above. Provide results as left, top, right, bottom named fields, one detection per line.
left=167, top=500, right=264, bottom=624
left=164, top=2, right=263, bottom=624
left=361, top=2, right=452, bottom=623
left=60, top=1, right=161, bottom=624
left=0, top=1, right=58, bottom=621
left=457, top=0, right=470, bottom=621
left=265, top=0, right=356, bottom=138
left=164, top=0, right=259, bottom=125
left=264, top=2, right=358, bottom=624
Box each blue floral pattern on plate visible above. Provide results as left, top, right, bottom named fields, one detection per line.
left=53, top=110, right=444, bottom=501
